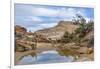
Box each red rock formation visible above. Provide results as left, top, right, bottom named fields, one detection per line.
left=15, top=25, right=27, bottom=35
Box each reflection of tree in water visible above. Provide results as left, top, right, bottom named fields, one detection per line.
left=56, top=48, right=80, bottom=60
left=56, top=47, right=79, bottom=57
left=19, top=34, right=37, bottom=60
left=30, top=51, right=37, bottom=60
left=17, top=50, right=37, bottom=62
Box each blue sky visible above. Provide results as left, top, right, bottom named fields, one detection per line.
left=15, top=3, right=94, bottom=32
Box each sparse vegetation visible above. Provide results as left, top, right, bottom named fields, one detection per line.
left=87, top=37, right=94, bottom=48
left=61, top=31, right=75, bottom=43
left=31, top=44, right=37, bottom=50
left=15, top=44, right=26, bottom=52
left=15, top=14, right=94, bottom=64
left=59, top=14, right=94, bottom=48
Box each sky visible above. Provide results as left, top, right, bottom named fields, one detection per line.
left=15, top=3, right=94, bottom=32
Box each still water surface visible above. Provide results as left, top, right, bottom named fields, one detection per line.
left=17, top=50, right=75, bottom=65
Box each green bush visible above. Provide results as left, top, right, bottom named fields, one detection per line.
left=87, top=37, right=94, bottom=48
left=15, top=44, right=25, bottom=52
left=61, top=31, right=75, bottom=43
left=31, top=44, right=37, bottom=50
left=63, top=31, right=69, bottom=38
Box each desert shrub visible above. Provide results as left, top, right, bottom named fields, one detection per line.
left=61, top=38, right=71, bottom=43
left=61, top=31, right=75, bottom=43
left=72, top=14, right=86, bottom=25
left=15, top=33, right=22, bottom=38
left=72, top=36, right=81, bottom=44
left=75, top=27, right=81, bottom=34
left=63, top=31, right=69, bottom=38
left=69, top=33, right=74, bottom=39
left=72, top=14, right=87, bottom=38
left=15, top=44, right=25, bottom=52
left=26, top=36, right=33, bottom=41
left=60, top=14, right=94, bottom=44
left=61, top=31, right=71, bottom=43
left=73, top=14, right=94, bottom=38
left=31, top=44, right=37, bottom=50
left=87, top=37, right=94, bottom=48
left=86, top=21, right=94, bottom=32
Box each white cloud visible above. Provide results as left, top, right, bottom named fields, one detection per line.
left=59, top=8, right=76, bottom=17
left=21, top=16, right=43, bottom=22
left=29, top=16, right=43, bottom=22
left=32, top=8, right=58, bottom=16
left=31, top=7, right=87, bottom=21
left=32, top=7, right=76, bottom=18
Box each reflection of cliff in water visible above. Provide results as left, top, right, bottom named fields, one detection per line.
left=16, top=49, right=75, bottom=65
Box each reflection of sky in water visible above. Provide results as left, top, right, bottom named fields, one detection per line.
left=18, top=50, right=74, bottom=65
left=18, top=55, right=36, bottom=65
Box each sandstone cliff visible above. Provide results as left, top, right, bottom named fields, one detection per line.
left=34, top=21, right=79, bottom=40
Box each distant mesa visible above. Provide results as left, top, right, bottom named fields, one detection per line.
left=34, top=21, right=79, bottom=40
left=15, top=21, right=79, bottom=42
